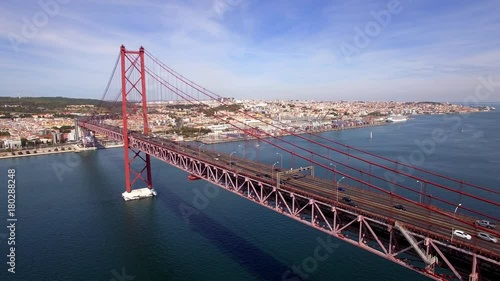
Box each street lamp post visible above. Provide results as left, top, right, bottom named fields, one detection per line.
left=451, top=203, right=462, bottom=243
left=330, top=163, right=337, bottom=182
left=336, top=176, right=345, bottom=203
left=417, top=180, right=423, bottom=203
left=230, top=151, right=236, bottom=166
left=276, top=153, right=283, bottom=169
left=198, top=143, right=205, bottom=155
left=272, top=161, right=279, bottom=178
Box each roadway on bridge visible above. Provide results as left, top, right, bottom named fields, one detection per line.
left=188, top=141, right=500, bottom=258
left=112, top=131, right=500, bottom=259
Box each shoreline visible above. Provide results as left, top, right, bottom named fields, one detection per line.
left=102, top=144, right=123, bottom=148
left=197, top=121, right=389, bottom=144
left=0, top=120, right=397, bottom=158
left=0, top=144, right=127, bottom=160
left=0, top=145, right=101, bottom=160
left=0, top=146, right=79, bottom=159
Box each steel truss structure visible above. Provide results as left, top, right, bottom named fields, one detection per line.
left=76, top=121, right=499, bottom=281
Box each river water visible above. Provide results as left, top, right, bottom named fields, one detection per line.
left=1, top=108, right=498, bottom=281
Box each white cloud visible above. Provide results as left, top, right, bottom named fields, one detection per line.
left=0, top=0, right=498, bottom=101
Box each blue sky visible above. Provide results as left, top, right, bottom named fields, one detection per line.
left=0, top=0, right=499, bottom=102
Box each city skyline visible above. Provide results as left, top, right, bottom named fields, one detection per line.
left=1, top=0, right=499, bottom=102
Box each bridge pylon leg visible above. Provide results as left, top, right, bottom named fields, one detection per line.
left=469, top=254, right=478, bottom=281
left=119, top=45, right=155, bottom=201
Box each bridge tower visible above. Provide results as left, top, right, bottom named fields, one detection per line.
left=119, top=45, right=155, bottom=200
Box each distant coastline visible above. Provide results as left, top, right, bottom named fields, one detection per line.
left=0, top=145, right=85, bottom=159
left=198, top=121, right=389, bottom=144
left=0, top=144, right=126, bottom=159
left=4, top=109, right=494, bottom=156
left=0, top=145, right=100, bottom=159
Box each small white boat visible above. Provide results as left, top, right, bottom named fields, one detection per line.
left=386, top=116, right=408, bottom=123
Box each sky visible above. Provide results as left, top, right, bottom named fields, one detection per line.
left=0, top=0, right=499, bottom=102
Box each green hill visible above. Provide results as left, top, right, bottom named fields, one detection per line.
left=0, top=96, right=119, bottom=114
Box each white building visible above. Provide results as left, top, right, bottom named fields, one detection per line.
left=67, top=129, right=76, bottom=142
left=3, top=140, right=21, bottom=149
left=207, top=124, right=229, bottom=135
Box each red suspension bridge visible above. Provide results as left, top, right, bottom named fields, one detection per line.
left=78, top=46, right=499, bottom=281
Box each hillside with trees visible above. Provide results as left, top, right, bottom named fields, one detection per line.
left=0, top=97, right=119, bottom=115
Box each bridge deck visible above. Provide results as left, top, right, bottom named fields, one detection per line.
left=79, top=121, right=500, bottom=280
left=198, top=144, right=500, bottom=257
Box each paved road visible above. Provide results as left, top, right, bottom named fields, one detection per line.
left=101, top=127, right=500, bottom=259
left=190, top=141, right=500, bottom=258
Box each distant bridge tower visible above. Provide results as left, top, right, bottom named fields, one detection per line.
left=119, top=45, right=155, bottom=200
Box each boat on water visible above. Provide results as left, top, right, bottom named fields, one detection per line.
left=475, top=105, right=495, bottom=111
left=188, top=174, right=201, bottom=181
left=386, top=115, right=408, bottom=123
left=370, top=131, right=373, bottom=139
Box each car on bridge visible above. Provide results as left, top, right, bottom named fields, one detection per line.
left=347, top=201, right=358, bottom=207
left=452, top=230, right=472, bottom=240
left=475, top=220, right=496, bottom=229
left=393, top=204, right=406, bottom=211
left=338, top=187, right=346, bottom=192
left=342, top=197, right=352, bottom=203
left=477, top=232, right=498, bottom=243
